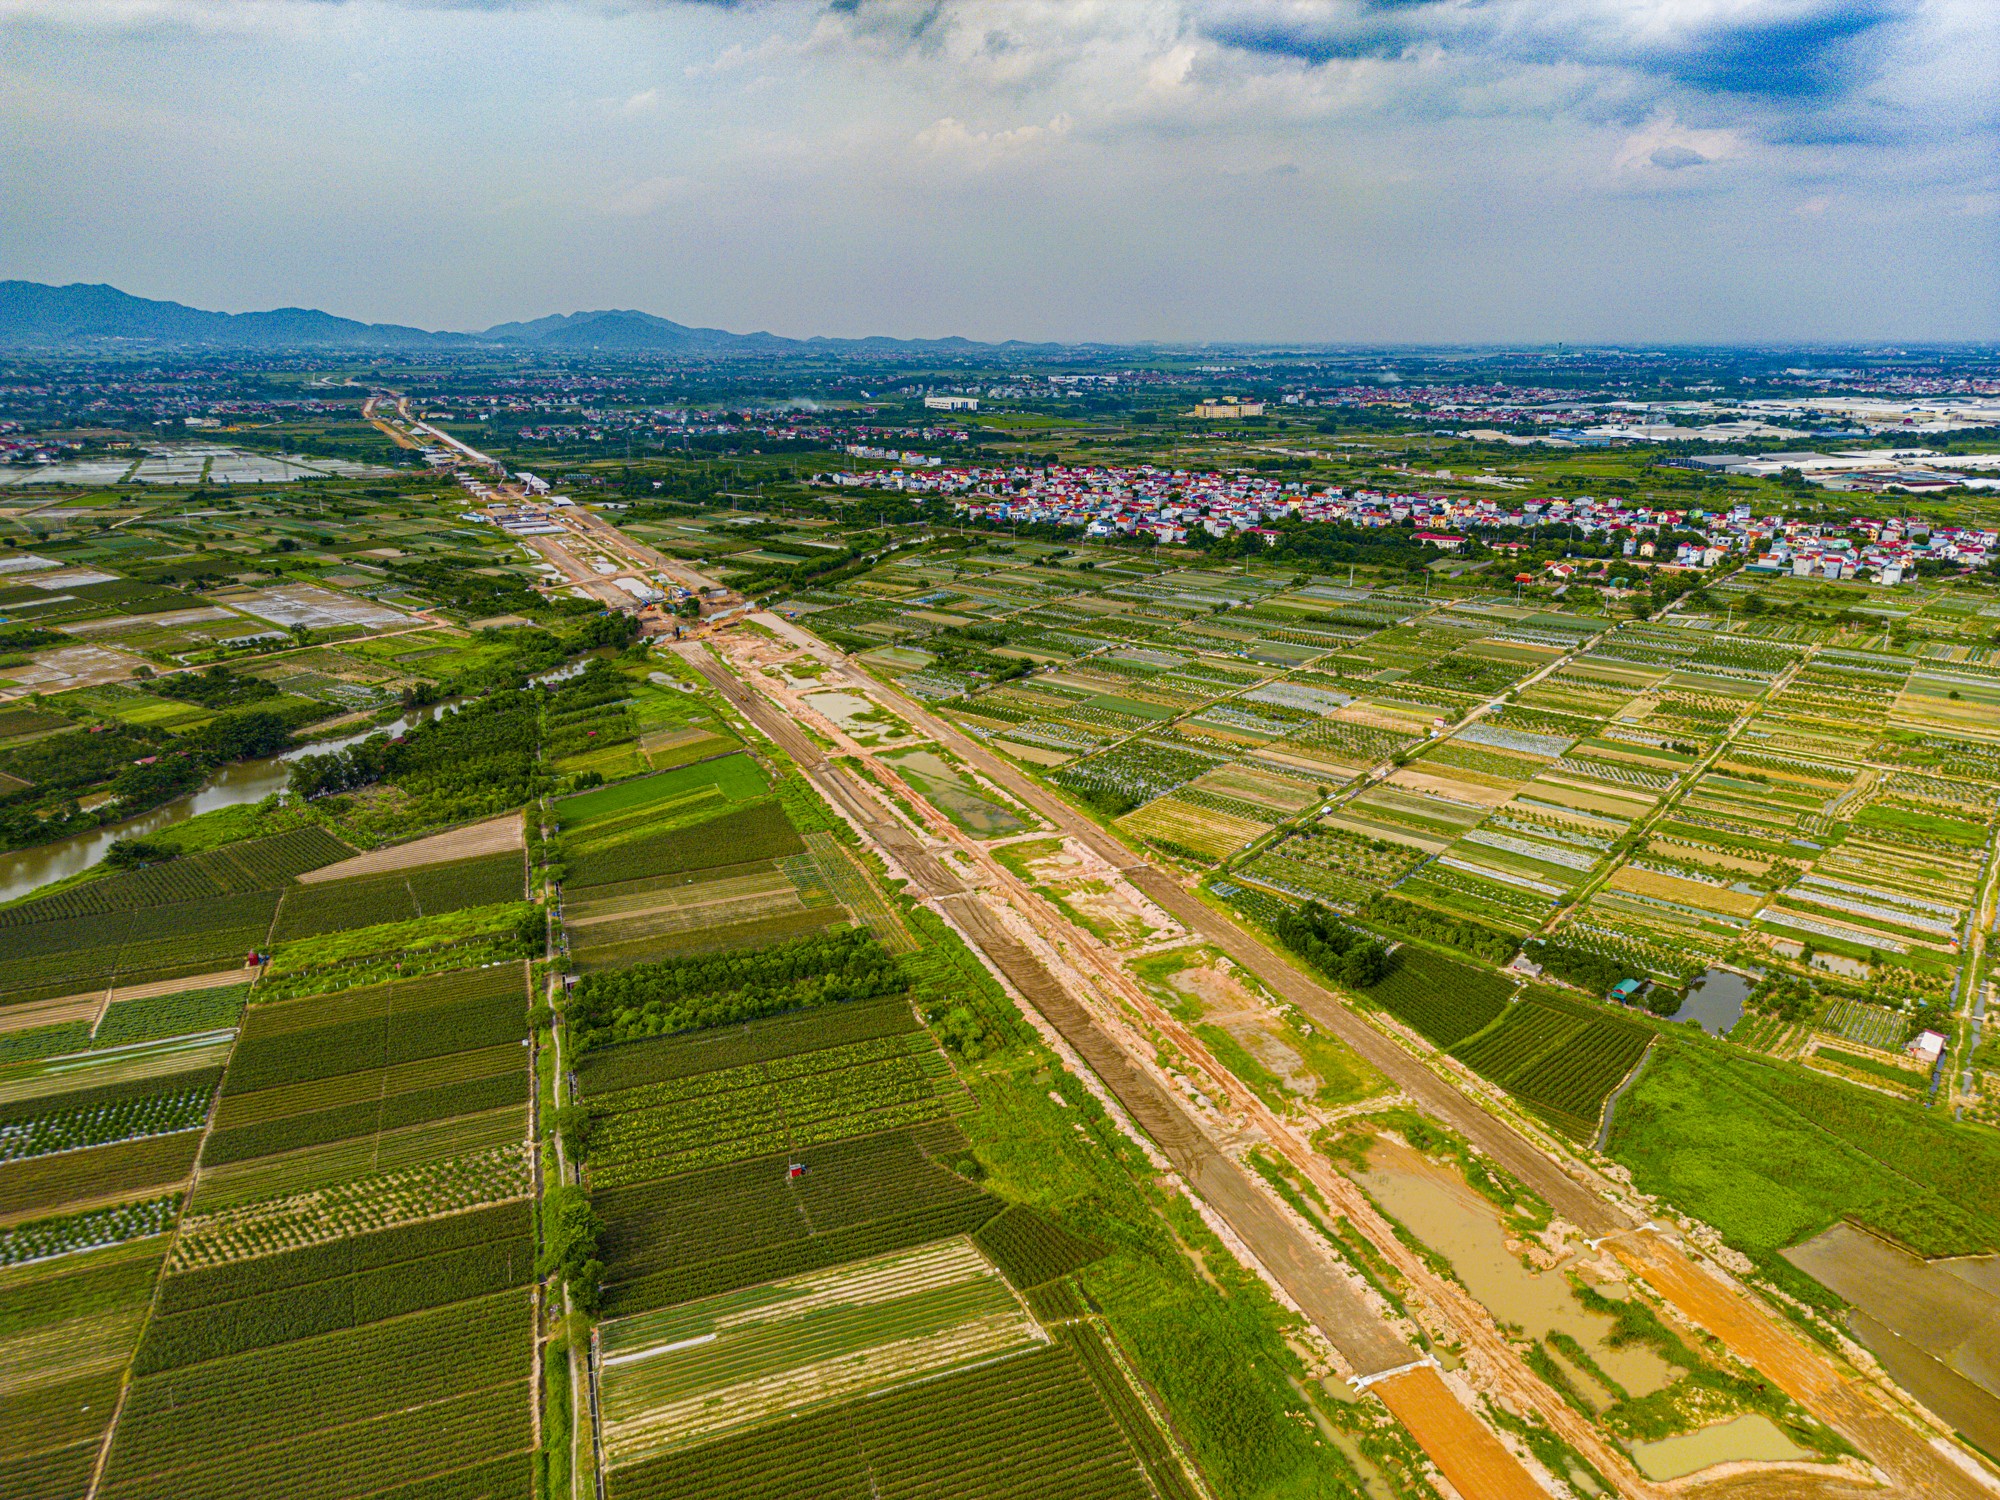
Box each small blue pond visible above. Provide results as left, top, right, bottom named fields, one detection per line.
left=1670, top=968, right=1753, bottom=1036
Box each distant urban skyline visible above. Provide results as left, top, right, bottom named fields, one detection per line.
left=3, top=0, right=1996, bottom=345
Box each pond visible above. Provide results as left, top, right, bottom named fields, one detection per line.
left=1669, top=967, right=1753, bottom=1036
left=881, top=748, right=1029, bottom=838
left=801, top=690, right=881, bottom=736
left=1628, top=1414, right=1811, bottom=1481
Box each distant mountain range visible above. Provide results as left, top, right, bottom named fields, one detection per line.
left=0, top=281, right=1031, bottom=354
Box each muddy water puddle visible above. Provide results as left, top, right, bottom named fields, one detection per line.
left=1784, top=1221, right=2000, bottom=1455
left=802, top=689, right=901, bottom=740
left=1356, top=1139, right=1672, bottom=1400
left=1627, top=1414, right=1811, bottom=1481
left=881, top=748, right=1029, bottom=836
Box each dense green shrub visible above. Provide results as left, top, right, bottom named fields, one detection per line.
left=1272, top=899, right=1392, bottom=987
left=567, top=928, right=899, bottom=1049
left=1361, top=892, right=1519, bottom=964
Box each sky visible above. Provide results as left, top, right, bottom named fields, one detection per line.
left=1, top=0, right=1996, bottom=345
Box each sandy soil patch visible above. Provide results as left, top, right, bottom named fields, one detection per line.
left=297, top=814, right=521, bottom=883
left=1023, top=839, right=1183, bottom=948
left=0, top=644, right=149, bottom=699
left=0, top=989, right=105, bottom=1033
left=1373, top=1366, right=1547, bottom=1500
left=1387, top=767, right=1516, bottom=807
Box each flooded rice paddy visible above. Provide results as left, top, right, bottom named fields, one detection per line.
left=1784, top=1221, right=2000, bottom=1455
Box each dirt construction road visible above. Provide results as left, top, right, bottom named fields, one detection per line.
left=682, top=642, right=1420, bottom=1379
left=728, top=612, right=2000, bottom=1500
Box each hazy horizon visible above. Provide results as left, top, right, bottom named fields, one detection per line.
left=4, top=1, right=1997, bottom=346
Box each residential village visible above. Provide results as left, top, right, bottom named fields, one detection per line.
left=822, top=459, right=2000, bottom=587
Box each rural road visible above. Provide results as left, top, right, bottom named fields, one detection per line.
left=681, top=638, right=1569, bottom=1500
left=714, top=608, right=2000, bottom=1500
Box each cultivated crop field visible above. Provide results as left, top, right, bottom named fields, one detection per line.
left=1453, top=990, right=1654, bottom=1138
left=599, top=1239, right=1040, bottom=1464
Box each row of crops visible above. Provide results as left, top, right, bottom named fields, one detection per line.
left=0, top=852, right=327, bottom=1491
left=0, top=826, right=355, bottom=1004
left=550, top=757, right=828, bottom=973
left=0, top=948, right=254, bottom=1499
left=553, top=753, right=1196, bottom=1499
left=0, top=795, right=552, bottom=1500
left=93, top=927, right=540, bottom=1498
left=1452, top=991, right=1655, bottom=1140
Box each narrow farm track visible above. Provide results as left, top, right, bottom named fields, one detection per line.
left=699, top=609, right=2000, bottom=1499
left=683, top=641, right=1568, bottom=1495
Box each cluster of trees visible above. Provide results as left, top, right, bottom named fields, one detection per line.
left=925, top=624, right=1033, bottom=684
left=1360, top=894, right=1519, bottom=964
left=1520, top=937, right=1680, bottom=1012
left=1272, top=900, right=1394, bottom=988
left=146, top=665, right=279, bottom=710
left=1746, top=971, right=1818, bottom=1024
left=740, top=540, right=874, bottom=598
left=383, top=556, right=599, bottom=623
left=542, top=659, right=638, bottom=762
left=567, top=928, right=901, bottom=1049
left=288, top=691, right=544, bottom=819
left=537, top=1184, right=604, bottom=1314
left=0, top=627, right=62, bottom=657
left=1258, top=519, right=1435, bottom=573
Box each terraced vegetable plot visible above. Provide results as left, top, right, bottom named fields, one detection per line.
left=607, top=1343, right=1155, bottom=1500
left=1452, top=991, right=1654, bottom=1138
left=557, top=757, right=805, bottom=892
left=599, top=1239, right=1040, bottom=1464
left=103, top=1060, right=538, bottom=1500
left=1241, top=824, right=1425, bottom=907
left=589, top=1030, right=969, bottom=1186
left=1822, top=997, right=1908, bottom=1052
left=568, top=799, right=804, bottom=890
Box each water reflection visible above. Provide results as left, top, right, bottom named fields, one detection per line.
left=0, top=700, right=463, bottom=905
left=1669, top=968, right=1753, bottom=1036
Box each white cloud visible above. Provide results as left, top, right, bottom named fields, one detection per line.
left=602, top=173, right=695, bottom=217
left=2, top=0, right=1994, bottom=339
left=913, top=111, right=1072, bottom=163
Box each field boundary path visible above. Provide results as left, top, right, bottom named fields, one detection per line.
left=682, top=637, right=1579, bottom=1498
left=722, top=606, right=2000, bottom=1499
